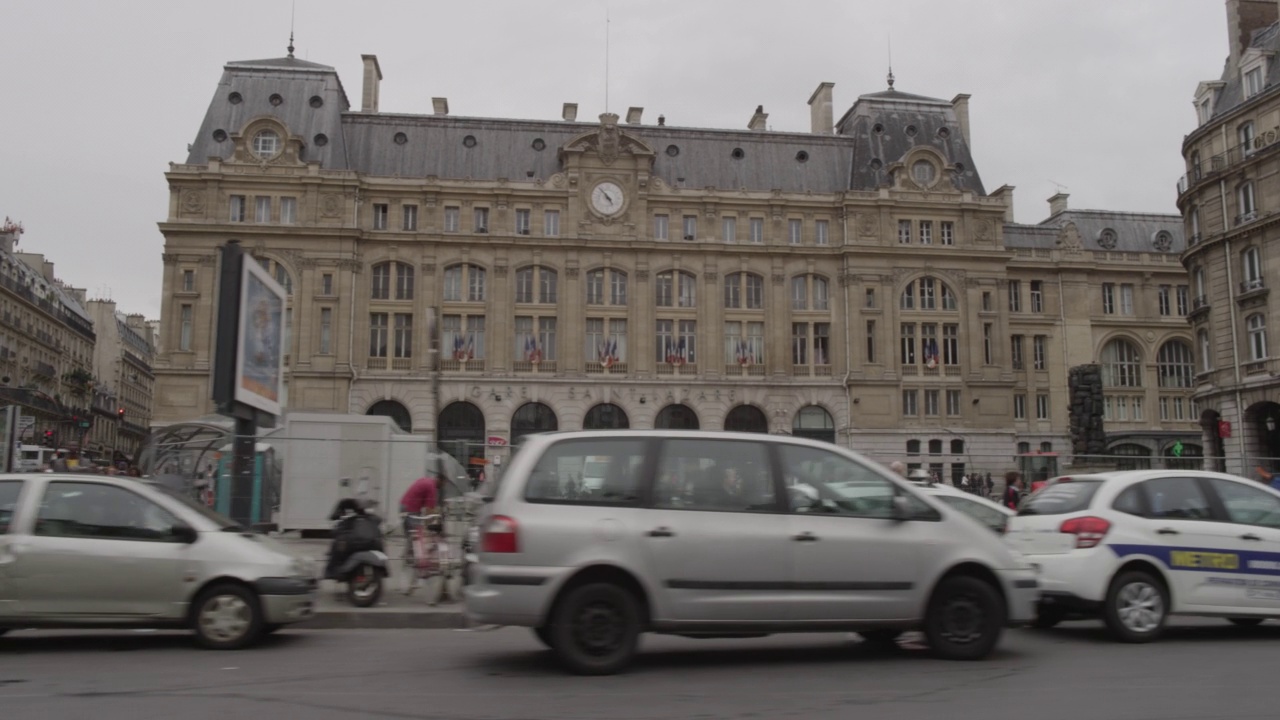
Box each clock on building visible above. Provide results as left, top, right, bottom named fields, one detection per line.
left=590, top=181, right=625, bottom=217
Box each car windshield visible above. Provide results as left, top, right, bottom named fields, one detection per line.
left=1017, top=479, right=1103, bottom=516
left=147, top=481, right=243, bottom=530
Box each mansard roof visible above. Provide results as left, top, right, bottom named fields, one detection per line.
left=185, top=56, right=985, bottom=196
left=1004, top=208, right=1184, bottom=255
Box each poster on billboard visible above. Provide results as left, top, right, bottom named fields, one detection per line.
left=233, top=258, right=287, bottom=416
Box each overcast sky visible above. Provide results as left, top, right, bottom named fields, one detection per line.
left=0, top=0, right=1226, bottom=319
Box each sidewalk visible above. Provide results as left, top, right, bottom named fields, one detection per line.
left=272, top=533, right=467, bottom=630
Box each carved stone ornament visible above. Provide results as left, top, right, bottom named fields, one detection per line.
left=422, top=263, right=436, bottom=273
left=196, top=255, right=218, bottom=266
left=772, top=273, right=786, bottom=286
left=637, top=269, right=650, bottom=281
left=705, top=271, right=718, bottom=282
left=181, top=190, right=206, bottom=214
left=320, top=193, right=342, bottom=217
left=1057, top=222, right=1083, bottom=253
left=495, top=265, right=509, bottom=278
left=161, top=253, right=178, bottom=266
left=975, top=219, right=993, bottom=241
left=1097, top=228, right=1118, bottom=250
left=858, top=213, right=877, bottom=237
left=566, top=267, right=579, bottom=278
left=1153, top=231, right=1173, bottom=253
left=599, top=113, right=621, bottom=165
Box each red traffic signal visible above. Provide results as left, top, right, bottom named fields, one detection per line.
left=117, top=407, right=125, bottom=418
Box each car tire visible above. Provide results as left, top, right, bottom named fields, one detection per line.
left=192, top=583, right=264, bottom=650
left=1228, top=617, right=1265, bottom=627
left=548, top=582, right=641, bottom=676
left=924, top=575, right=1005, bottom=661
left=532, top=626, right=554, bottom=649
left=1031, top=606, right=1066, bottom=629
left=1103, top=570, right=1168, bottom=643
left=347, top=565, right=383, bottom=608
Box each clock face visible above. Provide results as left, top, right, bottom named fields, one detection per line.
left=591, top=181, right=625, bottom=216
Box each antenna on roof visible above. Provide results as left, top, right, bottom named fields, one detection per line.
left=604, top=3, right=611, bottom=113
left=887, top=34, right=895, bottom=90
left=287, top=0, right=296, bottom=58
left=1048, top=179, right=1069, bottom=193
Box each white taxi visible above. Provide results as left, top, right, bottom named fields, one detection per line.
left=1006, top=470, right=1280, bottom=642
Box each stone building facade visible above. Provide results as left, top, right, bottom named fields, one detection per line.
left=153, top=52, right=1200, bottom=476
left=85, top=299, right=156, bottom=462
left=1179, top=0, right=1280, bottom=473
left=0, top=220, right=97, bottom=452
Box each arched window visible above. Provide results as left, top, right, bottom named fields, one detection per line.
left=586, top=268, right=627, bottom=306
left=951, top=439, right=965, bottom=454
left=438, top=401, right=485, bottom=469
left=724, top=272, right=764, bottom=310
left=371, top=261, right=414, bottom=300
left=1156, top=340, right=1195, bottom=388
left=583, top=403, right=629, bottom=429
left=900, top=276, right=957, bottom=310
left=257, top=257, right=293, bottom=296
left=792, top=405, right=834, bottom=443
left=1111, top=443, right=1153, bottom=471
left=1101, top=338, right=1143, bottom=387
left=510, top=402, right=558, bottom=444
left=443, top=264, right=486, bottom=302
left=252, top=129, right=280, bottom=158
left=366, top=399, right=411, bottom=432
left=1248, top=314, right=1268, bottom=361
left=906, top=439, right=921, bottom=456
left=656, top=270, right=696, bottom=308
left=654, top=404, right=699, bottom=429
left=928, top=439, right=943, bottom=454
left=515, top=266, right=557, bottom=304
left=1040, top=441, right=1053, bottom=453
left=791, top=275, right=830, bottom=311
left=724, top=405, right=769, bottom=433
left=1017, top=442, right=1031, bottom=454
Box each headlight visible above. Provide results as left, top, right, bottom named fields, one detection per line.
left=291, top=557, right=316, bottom=579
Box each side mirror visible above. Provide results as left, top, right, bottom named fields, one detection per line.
left=171, top=522, right=198, bottom=544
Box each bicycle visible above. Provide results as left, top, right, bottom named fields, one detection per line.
left=402, top=512, right=458, bottom=605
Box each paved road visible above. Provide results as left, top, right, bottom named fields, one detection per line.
left=1, top=620, right=1278, bottom=720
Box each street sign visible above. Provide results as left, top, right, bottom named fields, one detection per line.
left=17, top=416, right=33, bottom=430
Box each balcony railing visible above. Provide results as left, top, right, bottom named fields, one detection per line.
left=1192, top=295, right=1211, bottom=310
left=1187, top=232, right=1202, bottom=247
left=1241, top=278, right=1267, bottom=294
left=656, top=362, right=697, bottom=376
left=512, top=360, right=556, bottom=373
left=723, top=364, right=767, bottom=377
left=1244, top=359, right=1269, bottom=375
left=438, top=359, right=483, bottom=372
left=585, top=361, right=628, bottom=374
left=792, top=365, right=834, bottom=377
left=366, top=357, right=387, bottom=370
left=1236, top=210, right=1259, bottom=226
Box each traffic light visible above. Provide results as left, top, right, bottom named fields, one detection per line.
left=42, top=430, right=54, bottom=447
left=117, top=407, right=125, bottom=420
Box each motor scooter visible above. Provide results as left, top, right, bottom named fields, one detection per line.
left=326, top=499, right=390, bottom=608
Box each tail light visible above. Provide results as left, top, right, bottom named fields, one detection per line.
left=1059, top=516, right=1111, bottom=549
left=481, top=515, right=519, bottom=553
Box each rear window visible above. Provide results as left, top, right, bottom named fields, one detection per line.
left=0, top=480, right=23, bottom=533
left=1017, top=479, right=1103, bottom=516
left=524, top=438, right=647, bottom=505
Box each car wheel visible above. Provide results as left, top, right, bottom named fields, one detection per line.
left=347, top=565, right=383, bottom=608
left=1228, top=617, right=1265, bottom=627
left=192, top=583, right=263, bottom=650
left=924, top=575, right=1005, bottom=661
left=532, top=626, right=554, bottom=649
left=548, top=582, right=641, bottom=676
left=1103, top=570, right=1168, bottom=643
left=1032, top=605, right=1067, bottom=629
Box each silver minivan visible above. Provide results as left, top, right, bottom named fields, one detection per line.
left=0, top=473, right=316, bottom=648
left=465, top=431, right=1038, bottom=674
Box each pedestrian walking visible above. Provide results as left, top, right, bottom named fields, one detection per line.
left=1002, top=471, right=1023, bottom=511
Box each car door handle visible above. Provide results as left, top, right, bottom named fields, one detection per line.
left=646, top=527, right=675, bottom=538
left=1241, top=533, right=1263, bottom=541
left=1156, top=528, right=1180, bottom=535
left=793, top=532, right=819, bottom=542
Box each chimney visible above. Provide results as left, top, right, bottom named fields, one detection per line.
left=658, top=114, right=666, bottom=126
left=748, top=104, right=768, bottom=131
left=360, top=54, right=382, bottom=113
left=562, top=102, right=578, bottom=122
left=126, top=313, right=146, bottom=333
left=626, top=106, right=643, bottom=124
left=1227, top=1, right=1279, bottom=69
left=989, top=185, right=1016, bottom=224
left=432, top=97, right=449, bottom=115
left=950, top=94, right=971, bottom=146
left=1048, top=192, right=1069, bottom=217
left=808, top=82, right=834, bottom=134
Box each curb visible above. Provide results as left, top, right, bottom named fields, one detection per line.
left=299, top=609, right=467, bottom=630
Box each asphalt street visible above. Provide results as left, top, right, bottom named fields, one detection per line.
left=1, top=620, right=1277, bottom=720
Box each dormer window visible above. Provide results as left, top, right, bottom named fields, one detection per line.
left=1246, top=67, right=1264, bottom=98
